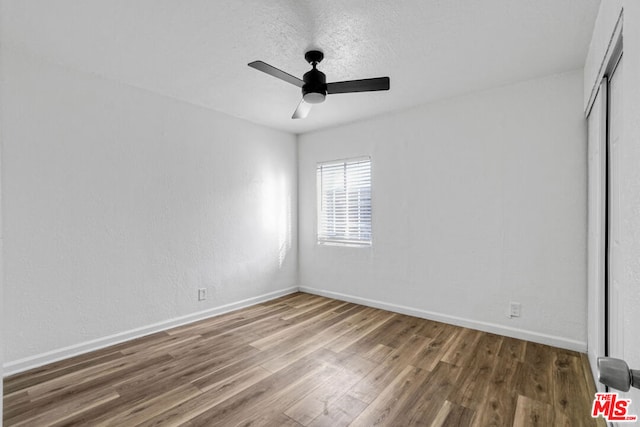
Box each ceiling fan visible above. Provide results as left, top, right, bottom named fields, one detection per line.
left=248, top=50, right=390, bottom=119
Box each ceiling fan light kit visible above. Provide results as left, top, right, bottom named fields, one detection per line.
left=248, top=50, right=390, bottom=119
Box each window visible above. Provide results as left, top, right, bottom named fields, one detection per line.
left=317, top=157, right=372, bottom=246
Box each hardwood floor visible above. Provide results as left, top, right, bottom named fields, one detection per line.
left=4, top=293, right=605, bottom=426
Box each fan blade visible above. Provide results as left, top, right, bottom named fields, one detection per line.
left=248, top=61, right=304, bottom=87
left=292, top=99, right=312, bottom=119
left=326, top=77, right=390, bottom=94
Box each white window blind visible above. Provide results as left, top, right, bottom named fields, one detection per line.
left=317, top=157, right=372, bottom=245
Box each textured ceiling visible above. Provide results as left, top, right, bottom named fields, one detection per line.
left=1, top=0, right=601, bottom=134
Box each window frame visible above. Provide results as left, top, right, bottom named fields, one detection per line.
left=316, top=156, right=372, bottom=247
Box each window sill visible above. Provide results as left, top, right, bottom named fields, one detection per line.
left=317, top=241, right=372, bottom=248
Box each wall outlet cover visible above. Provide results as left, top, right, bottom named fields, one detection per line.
left=509, top=302, right=521, bottom=318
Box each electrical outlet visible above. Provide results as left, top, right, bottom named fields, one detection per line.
left=509, top=302, right=521, bottom=318
left=198, top=288, right=207, bottom=301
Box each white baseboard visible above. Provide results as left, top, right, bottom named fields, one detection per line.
left=3, top=287, right=298, bottom=377
left=299, top=286, right=587, bottom=353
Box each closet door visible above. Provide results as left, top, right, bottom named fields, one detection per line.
left=607, top=55, right=624, bottom=361
left=586, top=78, right=607, bottom=392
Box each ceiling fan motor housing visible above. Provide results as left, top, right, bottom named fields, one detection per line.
left=302, top=68, right=326, bottom=103
left=302, top=50, right=327, bottom=104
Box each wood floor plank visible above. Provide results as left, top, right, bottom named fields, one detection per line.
left=96, top=384, right=201, bottom=427
left=262, top=413, right=305, bottom=427
left=260, top=309, right=368, bottom=373
left=334, top=302, right=359, bottom=314
left=18, top=354, right=171, bottom=407
left=249, top=304, right=346, bottom=351
left=137, top=366, right=272, bottom=427
left=441, top=327, right=482, bottom=367
left=408, top=323, right=460, bottom=372
left=498, top=336, right=527, bottom=362
left=4, top=332, right=167, bottom=392
left=51, top=394, right=157, bottom=426
left=190, top=351, right=273, bottom=392
left=189, top=307, right=293, bottom=341
left=193, top=315, right=286, bottom=346
left=131, top=348, right=260, bottom=397
left=392, top=361, right=464, bottom=426
left=3, top=351, right=126, bottom=396
left=190, top=331, right=354, bottom=393
left=166, top=303, right=289, bottom=337
left=280, top=298, right=346, bottom=320
left=3, top=293, right=602, bottom=427
left=285, top=293, right=325, bottom=308
left=323, top=309, right=396, bottom=353
left=242, top=359, right=340, bottom=427
left=431, top=400, right=476, bottom=427
left=552, top=350, right=600, bottom=426
left=437, top=402, right=475, bottom=427
left=349, top=364, right=431, bottom=426
left=414, top=319, right=457, bottom=339
left=342, top=316, right=408, bottom=356
left=380, top=314, right=427, bottom=349
left=429, top=400, right=454, bottom=427
left=166, top=332, right=251, bottom=360
left=469, top=332, right=505, bottom=369
left=471, top=356, right=520, bottom=427
left=284, top=352, right=376, bottom=425
left=347, top=333, right=432, bottom=404
left=6, top=386, right=119, bottom=427
left=361, top=343, right=394, bottom=363
left=11, top=353, right=173, bottom=418
left=120, top=333, right=199, bottom=356
left=448, top=333, right=504, bottom=410
left=515, top=342, right=555, bottom=405
left=2, top=392, right=29, bottom=410
left=308, top=394, right=368, bottom=427
left=262, top=304, right=366, bottom=353
left=284, top=394, right=326, bottom=426
left=187, top=349, right=339, bottom=426
left=512, top=394, right=554, bottom=427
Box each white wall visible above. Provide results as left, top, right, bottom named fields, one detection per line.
left=1, top=48, right=298, bottom=372
left=299, top=70, right=587, bottom=351
left=585, top=0, right=640, bottom=405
